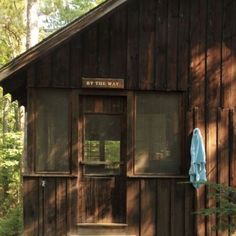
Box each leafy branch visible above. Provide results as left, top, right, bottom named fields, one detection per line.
left=196, top=182, right=236, bottom=233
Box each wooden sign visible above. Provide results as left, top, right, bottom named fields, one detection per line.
left=82, top=78, right=124, bottom=89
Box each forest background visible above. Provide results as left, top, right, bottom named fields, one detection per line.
left=0, top=1, right=104, bottom=235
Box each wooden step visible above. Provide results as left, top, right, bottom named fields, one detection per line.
left=68, top=223, right=136, bottom=236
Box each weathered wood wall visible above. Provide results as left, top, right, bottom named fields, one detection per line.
left=24, top=0, right=236, bottom=235
left=23, top=177, right=77, bottom=236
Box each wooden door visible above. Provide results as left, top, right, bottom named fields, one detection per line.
left=78, top=95, right=126, bottom=224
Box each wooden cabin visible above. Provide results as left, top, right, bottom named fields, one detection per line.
left=0, top=0, right=236, bottom=235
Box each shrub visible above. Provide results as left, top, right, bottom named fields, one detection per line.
left=0, top=205, right=23, bottom=236
left=196, top=182, right=236, bottom=233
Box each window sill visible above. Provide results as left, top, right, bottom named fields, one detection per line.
left=127, top=174, right=188, bottom=179
left=83, top=173, right=120, bottom=178
left=77, top=223, right=128, bottom=227
left=23, top=174, right=77, bottom=178
left=80, top=161, right=124, bottom=166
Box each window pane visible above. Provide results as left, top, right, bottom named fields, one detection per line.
left=84, top=114, right=121, bottom=174
left=35, top=90, right=69, bottom=172
left=135, top=94, right=182, bottom=174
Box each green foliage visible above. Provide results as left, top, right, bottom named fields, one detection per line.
left=196, top=182, right=236, bottom=233
left=0, top=0, right=26, bottom=66
left=0, top=88, right=23, bottom=236
left=0, top=205, right=23, bottom=236
left=39, top=0, right=106, bottom=37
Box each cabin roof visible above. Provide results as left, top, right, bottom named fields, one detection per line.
left=0, top=0, right=127, bottom=105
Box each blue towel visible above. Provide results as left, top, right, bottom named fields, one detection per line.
left=189, top=128, right=207, bottom=188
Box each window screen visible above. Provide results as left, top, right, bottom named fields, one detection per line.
left=135, top=93, right=182, bottom=174
left=84, top=114, right=121, bottom=175
left=35, top=90, right=70, bottom=172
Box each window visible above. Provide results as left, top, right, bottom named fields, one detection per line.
left=83, top=114, right=121, bottom=175
left=135, top=93, right=182, bottom=175
left=35, top=89, right=70, bottom=172
left=81, top=96, right=125, bottom=176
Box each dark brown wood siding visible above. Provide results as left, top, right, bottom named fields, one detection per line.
left=23, top=177, right=77, bottom=236
left=23, top=0, right=236, bottom=235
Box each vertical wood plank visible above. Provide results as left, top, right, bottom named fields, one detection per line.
left=109, top=6, right=127, bottom=79
left=44, top=178, right=56, bottom=236
left=222, top=0, right=235, bottom=108
left=127, top=92, right=134, bottom=176
left=77, top=94, right=84, bottom=224
left=178, top=0, right=190, bottom=90
left=68, top=178, right=77, bottom=234
left=206, top=0, right=222, bottom=110
left=127, top=0, right=139, bottom=89
left=184, top=182, right=195, bottom=236
left=173, top=180, right=185, bottom=236
left=26, top=88, right=35, bottom=174
left=206, top=109, right=217, bottom=236
left=140, top=179, right=156, bottom=236
left=206, top=0, right=222, bottom=226
left=193, top=107, right=206, bottom=236
left=82, top=26, right=98, bottom=77
left=231, top=1, right=236, bottom=110
left=27, top=65, right=36, bottom=87
left=229, top=110, right=236, bottom=236
left=96, top=178, right=113, bottom=223
left=113, top=176, right=126, bottom=223
left=35, top=54, right=52, bottom=87
left=56, top=178, right=67, bottom=236
left=185, top=110, right=195, bottom=236
left=156, top=179, right=171, bottom=236
left=38, top=178, right=44, bottom=236
left=218, top=108, right=229, bottom=185
left=80, top=179, right=96, bottom=223
left=139, top=0, right=156, bottom=90
left=155, top=0, right=168, bottom=90
left=170, top=179, right=175, bottom=236
left=97, top=17, right=110, bottom=77
left=205, top=1, right=223, bottom=233
left=217, top=108, right=229, bottom=236
left=23, top=178, right=39, bottom=236
left=70, top=35, right=83, bottom=87
left=71, top=90, right=78, bottom=175
left=127, top=180, right=140, bottom=236
left=190, top=0, right=206, bottom=110
left=186, top=110, right=193, bottom=173
left=166, top=0, right=179, bottom=90
left=52, top=44, right=70, bottom=87
left=229, top=109, right=236, bottom=187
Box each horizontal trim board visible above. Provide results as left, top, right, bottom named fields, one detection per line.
left=77, top=223, right=128, bottom=227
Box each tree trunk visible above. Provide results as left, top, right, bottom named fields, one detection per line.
left=26, top=0, right=39, bottom=49
left=2, top=96, right=10, bottom=135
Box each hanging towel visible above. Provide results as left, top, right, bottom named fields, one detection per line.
left=189, top=128, right=207, bottom=188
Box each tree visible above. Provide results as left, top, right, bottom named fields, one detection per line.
left=0, top=0, right=26, bottom=66
left=39, top=0, right=105, bottom=37
left=26, top=0, right=39, bottom=49
left=196, top=182, right=236, bottom=234
left=0, top=89, right=23, bottom=235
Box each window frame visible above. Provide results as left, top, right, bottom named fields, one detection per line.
left=79, top=94, right=127, bottom=177
left=33, top=88, right=72, bottom=175
left=131, top=91, right=186, bottom=177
